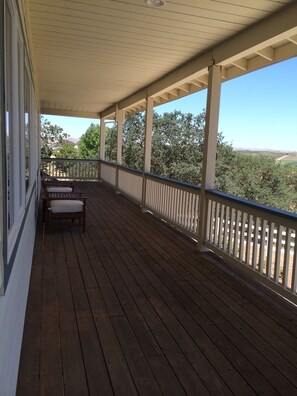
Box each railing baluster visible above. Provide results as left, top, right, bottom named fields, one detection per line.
left=252, top=216, right=260, bottom=270
left=223, top=205, right=229, bottom=252
left=266, top=222, right=274, bottom=280
left=218, top=204, right=224, bottom=249
left=283, top=228, right=291, bottom=288
left=274, top=225, right=282, bottom=283
left=259, top=219, right=267, bottom=275
left=228, top=208, right=235, bottom=255
left=246, top=214, right=253, bottom=266
left=239, top=212, right=247, bottom=262
left=233, top=209, right=240, bottom=258
left=205, top=199, right=211, bottom=242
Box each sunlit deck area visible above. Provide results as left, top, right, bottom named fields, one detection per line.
left=17, top=181, right=297, bottom=395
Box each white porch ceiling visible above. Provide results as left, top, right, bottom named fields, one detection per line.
left=24, top=0, right=297, bottom=118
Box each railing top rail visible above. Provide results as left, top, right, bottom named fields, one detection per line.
left=118, top=164, right=143, bottom=176
left=100, top=159, right=117, bottom=168
left=146, top=172, right=201, bottom=192
left=42, top=157, right=99, bottom=163
left=207, top=189, right=297, bottom=224
left=100, top=160, right=201, bottom=191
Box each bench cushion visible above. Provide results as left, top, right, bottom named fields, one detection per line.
left=50, top=200, right=84, bottom=213
left=47, top=186, right=73, bottom=193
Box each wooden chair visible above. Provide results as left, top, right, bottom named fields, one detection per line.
left=46, top=192, right=87, bottom=232
left=41, top=170, right=74, bottom=193
left=41, top=170, right=75, bottom=222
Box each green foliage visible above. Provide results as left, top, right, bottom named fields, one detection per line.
left=49, top=110, right=296, bottom=213
left=118, top=110, right=296, bottom=212
left=122, top=112, right=145, bottom=169
left=78, top=123, right=100, bottom=159
left=41, top=116, right=69, bottom=157
left=54, top=141, right=78, bottom=159
left=218, top=153, right=297, bottom=211
left=151, top=111, right=204, bottom=183
left=105, top=126, right=117, bottom=162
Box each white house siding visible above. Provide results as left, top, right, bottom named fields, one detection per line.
left=0, top=196, right=36, bottom=396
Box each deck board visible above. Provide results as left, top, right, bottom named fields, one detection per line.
left=17, top=181, right=297, bottom=395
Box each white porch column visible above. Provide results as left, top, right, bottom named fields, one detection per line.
left=197, top=64, right=222, bottom=251
left=116, top=107, right=124, bottom=166
left=116, top=107, right=124, bottom=191
left=144, top=96, right=153, bottom=173
left=142, top=97, right=154, bottom=208
left=99, top=118, right=105, bottom=161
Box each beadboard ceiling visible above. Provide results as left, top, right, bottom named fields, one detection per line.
left=25, top=0, right=297, bottom=118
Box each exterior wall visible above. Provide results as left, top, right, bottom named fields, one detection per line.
left=0, top=195, right=36, bottom=396
left=0, top=0, right=40, bottom=394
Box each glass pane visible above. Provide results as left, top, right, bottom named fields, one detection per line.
left=5, top=5, right=13, bottom=230
left=24, top=68, right=30, bottom=191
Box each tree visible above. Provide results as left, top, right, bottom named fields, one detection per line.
left=151, top=110, right=205, bottom=183
left=122, top=112, right=145, bottom=169
left=220, top=153, right=297, bottom=211
left=105, top=125, right=117, bottom=162
left=78, top=123, right=100, bottom=159
left=41, top=116, right=69, bottom=157
left=73, top=112, right=296, bottom=212
left=54, top=141, right=78, bottom=159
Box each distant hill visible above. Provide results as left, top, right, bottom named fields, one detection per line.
left=234, top=149, right=297, bottom=168
left=66, top=137, right=80, bottom=144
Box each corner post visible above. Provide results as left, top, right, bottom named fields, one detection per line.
left=197, top=64, right=222, bottom=251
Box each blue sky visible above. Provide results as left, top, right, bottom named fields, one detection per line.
left=46, top=56, right=297, bottom=151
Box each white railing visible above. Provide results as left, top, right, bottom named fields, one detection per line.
left=205, top=190, right=297, bottom=301
left=118, top=167, right=143, bottom=202
left=41, top=158, right=100, bottom=180
left=100, top=161, right=117, bottom=187
left=42, top=158, right=297, bottom=304
left=145, top=174, right=200, bottom=239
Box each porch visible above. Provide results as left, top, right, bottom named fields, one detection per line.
left=17, top=181, right=297, bottom=395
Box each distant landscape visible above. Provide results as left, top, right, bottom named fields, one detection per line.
left=235, top=149, right=297, bottom=168
left=42, top=112, right=297, bottom=213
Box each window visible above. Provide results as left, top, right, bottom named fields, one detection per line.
left=4, top=2, right=13, bottom=231
left=17, top=35, right=25, bottom=208
left=24, top=66, right=31, bottom=191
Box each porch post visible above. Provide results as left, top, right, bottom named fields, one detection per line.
left=99, top=118, right=105, bottom=180
left=116, top=106, right=124, bottom=191
left=142, top=96, right=153, bottom=208
left=144, top=97, right=153, bottom=173
left=197, top=64, right=222, bottom=251
left=116, top=106, right=124, bottom=166
left=99, top=117, right=105, bottom=161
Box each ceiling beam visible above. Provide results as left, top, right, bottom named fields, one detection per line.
left=256, top=47, right=274, bottom=61
left=288, top=34, right=297, bottom=45
left=231, top=58, right=248, bottom=71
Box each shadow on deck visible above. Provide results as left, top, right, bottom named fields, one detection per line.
left=17, top=182, right=297, bottom=395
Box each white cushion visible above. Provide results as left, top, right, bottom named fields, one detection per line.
left=46, top=186, right=73, bottom=193
left=50, top=200, right=84, bottom=213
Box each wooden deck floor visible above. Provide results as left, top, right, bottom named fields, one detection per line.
left=17, top=182, right=297, bottom=395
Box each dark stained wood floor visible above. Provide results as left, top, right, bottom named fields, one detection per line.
left=17, top=181, right=297, bottom=395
